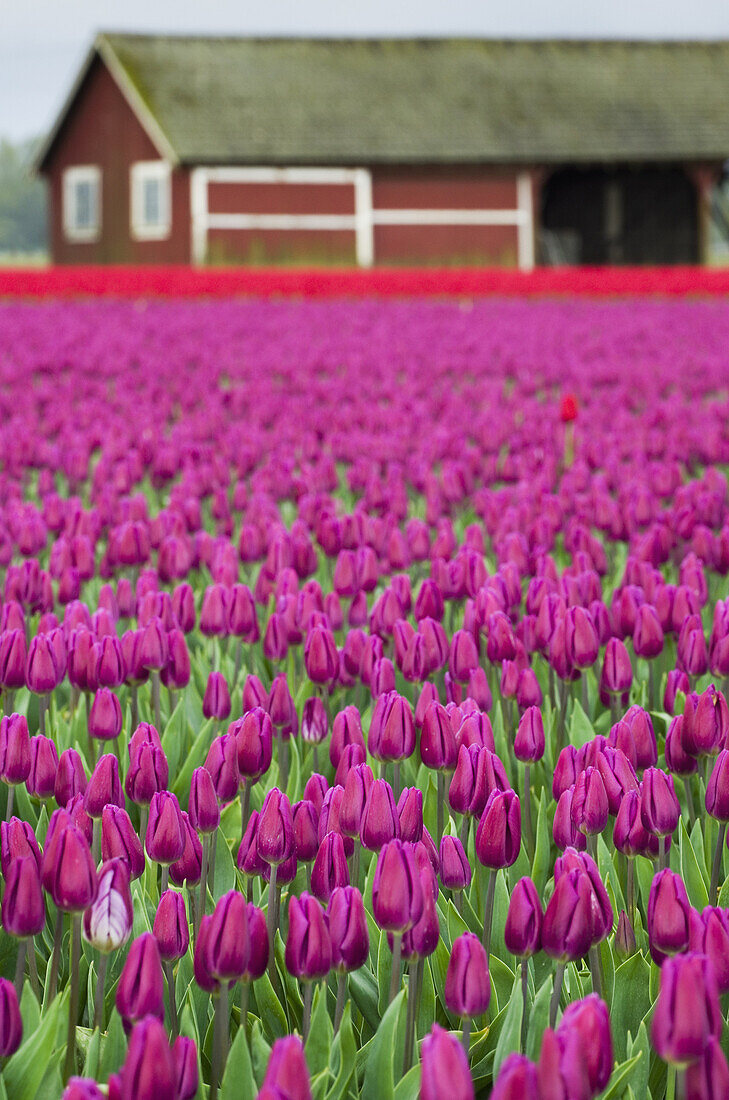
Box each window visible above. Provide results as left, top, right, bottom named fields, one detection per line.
left=62, top=166, right=101, bottom=241
left=130, top=161, right=171, bottom=240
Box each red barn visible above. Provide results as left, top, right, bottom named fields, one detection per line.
left=36, top=34, right=729, bottom=266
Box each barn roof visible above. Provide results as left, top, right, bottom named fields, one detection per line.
left=38, top=34, right=729, bottom=169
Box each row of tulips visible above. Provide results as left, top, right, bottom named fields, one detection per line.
left=2, top=299, right=729, bottom=1100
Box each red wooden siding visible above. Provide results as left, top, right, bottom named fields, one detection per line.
left=44, top=56, right=190, bottom=264
left=207, top=182, right=356, bottom=216
left=372, top=166, right=518, bottom=210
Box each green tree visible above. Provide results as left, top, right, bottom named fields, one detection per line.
left=0, top=137, right=47, bottom=253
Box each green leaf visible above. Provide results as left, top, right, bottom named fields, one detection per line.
left=531, top=790, right=551, bottom=895
left=255, top=970, right=288, bottom=1041
left=526, top=974, right=552, bottom=1062
left=490, top=869, right=512, bottom=964
left=325, top=1001, right=356, bottom=1100
left=250, top=1020, right=272, bottom=1089
left=172, top=719, right=214, bottom=800
left=493, top=973, right=523, bottom=1077
left=610, top=953, right=651, bottom=1062
left=569, top=700, right=595, bottom=747
left=348, top=967, right=380, bottom=1033
left=489, top=955, right=515, bottom=1015
left=361, top=991, right=406, bottom=1100
left=377, top=930, right=394, bottom=1019
left=99, top=1008, right=127, bottom=1079
left=625, top=1021, right=650, bottom=1100
left=4, top=987, right=66, bottom=1100
left=416, top=960, right=436, bottom=1041
left=597, top=1052, right=643, bottom=1100
left=212, top=827, right=236, bottom=900
left=305, top=984, right=333, bottom=1078
left=679, top=816, right=709, bottom=910
left=221, top=1017, right=257, bottom=1100
left=393, top=1065, right=421, bottom=1100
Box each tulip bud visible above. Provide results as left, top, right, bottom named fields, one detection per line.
left=504, top=876, right=543, bottom=958
left=172, top=1035, right=199, bottom=1100
left=1, top=817, right=41, bottom=877
left=647, top=869, right=691, bottom=960
left=115, top=932, right=165, bottom=1027
left=257, top=788, right=295, bottom=866
left=153, top=889, right=189, bottom=961
left=232, top=707, right=273, bottom=781
left=420, top=1024, right=474, bottom=1100
left=613, top=789, right=650, bottom=857
left=475, top=789, right=521, bottom=869
left=397, top=786, right=423, bottom=844
left=514, top=706, right=545, bottom=763
left=558, top=994, right=613, bottom=1093
left=2, top=854, right=45, bottom=938
left=43, top=822, right=98, bottom=912
left=101, top=805, right=146, bottom=880
left=542, top=868, right=593, bottom=962
left=119, top=1015, right=176, bottom=1100
left=651, top=952, right=722, bottom=1066
left=84, top=754, right=124, bottom=819
left=420, top=702, right=457, bottom=771
left=125, top=741, right=168, bottom=806
left=261, top=1036, right=313, bottom=1100
left=285, top=892, right=332, bottom=980
left=54, top=747, right=87, bottom=807
left=27, top=734, right=58, bottom=800
left=360, top=779, right=400, bottom=852
left=0, top=978, right=22, bottom=1057
left=372, top=839, right=424, bottom=933
left=244, top=903, right=269, bottom=981
left=145, top=791, right=186, bottom=866
left=311, top=832, right=349, bottom=903
left=169, top=811, right=203, bottom=888
left=0, top=713, right=30, bottom=786
left=490, top=1054, right=539, bottom=1100
left=327, top=886, right=369, bottom=972
left=439, top=835, right=471, bottom=891
left=62, top=1079, right=106, bottom=1100
left=641, top=768, right=681, bottom=838
left=202, top=671, right=231, bottom=721
left=205, top=890, right=249, bottom=980
left=188, top=766, right=221, bottom=834
left=615, top=909, right=637, bottom=958
left=82, top=858, right=133, bottom=953
left=445, top=932, right=491, bottom=1017
left=203, top=733, right=239, bottom=803
left=570, top=766, right=609, bottom=836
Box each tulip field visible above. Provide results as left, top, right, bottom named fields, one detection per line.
left=3, top=293, right=729, bottom=1099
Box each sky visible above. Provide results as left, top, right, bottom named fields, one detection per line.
left=3, top=0, right=729, bottom=142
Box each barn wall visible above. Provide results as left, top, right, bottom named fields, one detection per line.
left=202, top=165, right=525, bottom=266
left=43, top=56, right=190, bottom=264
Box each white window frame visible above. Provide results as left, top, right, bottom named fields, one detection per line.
left=62, top=165, right=101, bottom=242
left=130, top=160, right=172, bottom=241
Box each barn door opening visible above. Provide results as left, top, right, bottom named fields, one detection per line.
left=540, top=166, right=699, bottom=264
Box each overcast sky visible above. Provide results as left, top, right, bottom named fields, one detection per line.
left=3, top=0, right=729, bottom=142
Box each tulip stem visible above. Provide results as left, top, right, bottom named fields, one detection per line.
left=334, top=973, right=347, bottom=1033
left=151, top=671, right=162, bottom=732
left=207, top=841, right=216, bottom=904
left=130, top=686, right=139, bottom=731
left=523, top=765, right=534, bottom=858
left=28, top=938, right=40, bottom=1001
left=588, top=945, right=603, bottom=999
left=240, top=781, right=251, bottom=838
left=63, top=915, right=81, bottom=1083
left=549, top=963, right=566, bottom=1028
left=460, top=814, right=470, bottom=850
left=626, top=859, right=635, bottom=929
left=48, top=909, right=63, bottom=1002
left=482, top=870, right=496, bottom=959
left=403, top=961, right=418, bottom=1073
left=278, top=738, right=289, bottom=791
left=647, top=663, right=656, bottom=712
left=240, top=981, right=250, bottom=1040
left=139, top=804, right=149, bottom=851
left=302, top=982, right=314, bottom=1043
left=389, top=934, right=402, bottom=1004
left=234, top=640, right=243, bottom=687
left=710, top=822, right=727, bottom=902
left=393, top=762, right=401, bottom=801
left=437, top=772, right=445, bottom=845
left=92, top=817, right=101, bottom=866
left=161, top=864, right=169, bottom=896
left=581, top=674, right=589, bottom=717
left=199, top=834, right=210, bottom=933
left=667, top=1066, right=677, bottom=1100
left=210, top=986, right=228, bottom=1100
left=520, top=959, right=529, bottom=1052
left=164, top=960, right=178, bottom=1038
left=5, top=785, right=14, bottom=821
left=461, top=1016, right=471, bottom=1059
left=658, top=835, right=668, bottom=871
left=13, top=939, right=26, bottom=1000
left=350, top=841, right=361, bottom=891
left=683, top=778, right=696, bottom=830
left=39, top=694, right=47, bottom=737
left=93, top=953, right=108, bottom=1031
left=267, top=862, right=278, bottom=983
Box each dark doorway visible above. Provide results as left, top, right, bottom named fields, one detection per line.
left=540, top=166, right=699, bottom=264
